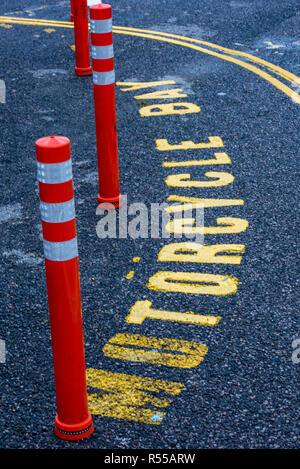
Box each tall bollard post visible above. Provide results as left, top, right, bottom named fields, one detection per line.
left=73, top=0, right=92, bottom=76
left=70, top=0, right=75, bottom=22
left=90, top=4, right=122, bottom=209
left=35, top=136, right=94, bottom=441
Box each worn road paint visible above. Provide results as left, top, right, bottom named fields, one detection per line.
left=0, top=80, right=6, bottom=103
left=0, top=339, right=5, bottom=364
left=126, top=271, right=135, bottom=280
left=133, top=257, right=141, bottom=262
left=43, top=28, right=56, bottom=34
left=103, top=334, right=208, bottom=368
left=86, top=368, right=184, bottom=425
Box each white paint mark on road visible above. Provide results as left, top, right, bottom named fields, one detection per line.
left=30, top=69, right=67, bottom=79
left=0, top=79, right=5, bottom=104
left=41, top=116, right=55, bottom=122
left=151, top=413, right=164, bottom=422
left=3, top=249, right=43, bottom=265
left=291, top=79, right=300, bottom=104
left=264, top=41, right=285, bottom=49
left=0, top=339, right=5, bottom=364
left=0, top=204, right=22, bottom=223
left=80, top=171, right=98, bottom=184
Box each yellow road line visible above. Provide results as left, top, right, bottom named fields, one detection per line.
left=114, top=25, right=299, bottom=84
left=0, top=16, right=73, bottom=28
left=0, top=15, right=71, bottom=25
left=113, top=29, right=300, bottom=104
left=1, top=15, right=297, bottom=83
left=0, top=16, right=299, bottom=104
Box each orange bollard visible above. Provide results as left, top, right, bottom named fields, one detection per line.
left=70, top=0, right=75, bottom=22
left=35, top=136, right=94, bottom=441
left=73, top=0, right=92, bottom=76
left=90, top=3, right=122, bottom=209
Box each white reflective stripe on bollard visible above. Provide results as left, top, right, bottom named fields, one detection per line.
left=91, top=44, right=114, bottom=59
left=40, top=199, right=75, bottom=223
left=93, top=70, right=115, bottom=85
left=89, top=18, right=112, bottom=34
left=87, top=0, right=102, bottom=6
left=37, top=160, right=73, bottom=184
left=43, top=238, right=78, bottom=261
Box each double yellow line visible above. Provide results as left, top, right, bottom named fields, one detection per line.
left=1, top=15, right=299, bottom=104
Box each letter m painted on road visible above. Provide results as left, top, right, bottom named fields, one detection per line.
left=0, top=80, right=6, bottom=104
left=86, top=368, right=184, bottom=425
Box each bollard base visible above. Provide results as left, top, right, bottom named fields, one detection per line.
left=75, top=66, right=93, bottom=76
left=54, top=414, right=94, bottom=441
left=97, top=194, right=123, bottom=210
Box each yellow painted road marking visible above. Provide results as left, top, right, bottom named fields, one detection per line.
left=86, top=368, right=184, bottom=425
left=165, top=216, right=249, bottom=235
left=165, top=171, right=235, bottom=188
left=0, top=16, right=299, bottom=103
left=113, top=29, right=300, bottom=104
left=165, top=196, right=244, bottom=212
left=103, top=333, right=208, bottom=368
left=126, top=270, right=135, bottom=280
left=158, top=242, right=245, bottom=264
left=163, top=152, right=232, bottom=167
left=139, top=102, right=201, bottom=117
left=114, top=25, right=299, bottom=84
left=156, top=136, right=224, bottom=151
left=147, top=271, right=239, bottom=295
left=126, top=300, right=222, bottom=326
left=134, top=88, right=187, bottom=100
left=116, top=80, right=176, bottom=91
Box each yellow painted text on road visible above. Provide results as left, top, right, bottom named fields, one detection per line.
left=135, top=88, right=187, bottom=100
left=158, top=242, right=245, bottom=264
left=165, top=171, right=234, bottom=188
left=139, top=102, right=201, bottom=117
left=126, top=300, right=221, bottom=326
left=147, top=271, right=239, bottom=295
left=86, top=368, right=184, bottom=425
left=156, top=136, right=224, bottom=151
left=163, top=152, right=232, bottom=167
left=165, top=216, right=249, bottom=235
left=103, top=333, right=208, bottom=368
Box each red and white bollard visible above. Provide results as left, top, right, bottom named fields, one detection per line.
left=35, top=136, right=94, bottom=441
left=90, top=3, right=122, bottom=209
left=73, top=0, right=92, bottom=76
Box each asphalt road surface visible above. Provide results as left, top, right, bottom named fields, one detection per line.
left=0, top=0, right=299, bottom=450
